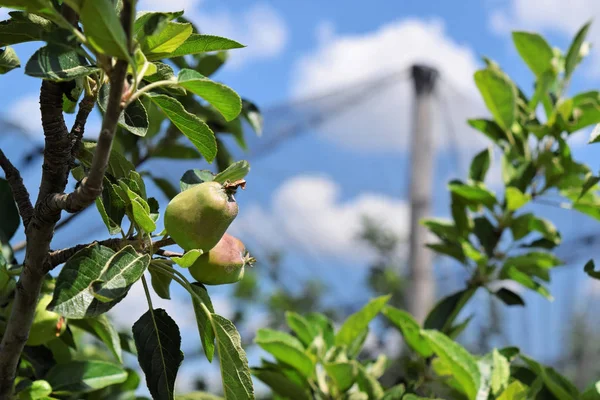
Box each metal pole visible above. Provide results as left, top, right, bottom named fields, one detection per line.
left=407, top=64, right=438, bottom=323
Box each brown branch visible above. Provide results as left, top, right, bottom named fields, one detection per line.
left=152, top=237, right=175, bottom=250
left=0, top=149, right=34, bottom=228
left=0, top=1, right=135, bottom=395
left=44, top=67, right=128, bottom=213
left=69, top=94, right=96, bottom=166
left=155, top=249, right=183, bottom=258
left=0, top=79, right=69, bottom=399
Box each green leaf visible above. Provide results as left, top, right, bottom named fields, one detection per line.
left=520, top=355, right=578, bottom=400
left=189, top=283, right=216, bottom=362
left=505, top=187, right=531, bottom=211
left=354, top=361, right=384, bottom=399
left=180, top=169, right=215, bottom=191
left=494, top=288, right=525, bottom=306
left=133, top=308, right=184, bottom=400
left=45, top=360, right=127, bottom=394
left=579, top=173, right=600, bottom=200
left=510, top=213, right=560, bottom=245
left=153, top=143, right=200, bottom=159
left=144, top=62, right=186, bottom=96
left=474, top=68, right=517, bottom=131
left=16, top=379, right=52, bottom=399
left=589, top=124, right=600, bottom=144
left=134, top=11, right=183, bottom=38
left=171, top=249, right=203, bottom=267
left=305, top=312, right=335, bottom=349
left=99, top=83, right=149, bottom=137
left=285, top=312, right=318, bottom=347
left=146, top=93, right=217, bottom=162
left=565, top=22, right=591, bottom=82
left=95, top=183, right=126, bottom=236
left=503, top=267, right=552, bottom=299
left=213, top=160, right=250, bottom=184
left=89, top=244, right=150, bottom=301
left=25, top=45, right=97, bottom=81
left=0, top=11, right=52, bottom=47
left=130, top=197, right=156, bottom=232
left=448, top=180, right=497, bottom=207
left=69, top=315, right=123, bottom=363
left=211, top=314, right=255, bottom=399
left=382, top=306, right=432, bottom=357
left=0, top=178, right=19, bottom=241
left=324, top=362, right=356, bottom=392
left=142, top=21, right=192, bottom=60
left=422, top=330, right=481, bottom=400
left=0, top=45, right=19, bottom=74
left=255, top=329, right=315, bottom=378
left=468, top=119, right=507, bottom=144
left=49, top=245, right=150, bottom=318
left=335, top=295, right=390, bottom=347
left=177, top=69, right=242, bottom=121
left=512, top=32, right=554, bottom=76
left=584, top=259, right=600, bottom=280
left=80, top=0, right=129, bottom=59
left=78, top=141, right=135, bottom=179
left=504, top=252, right=562, bottom=280
left=473, top=216, right=500, bottom=257
left=148, top=261, right=172, bottom=299
left=497, top=381, right=528, bottom=400
left=241, top=99, right=263, bottom=135
left=382, top=385, right=406, bottom=400
left=251, top=367, right=310, bottom=400
left=469, top=147, right=492, bottom=182
left=117, top=181, right=154, bottom=232
left=491, top=349, right=510, bottom=395
left=424, top=288, right=476, bottom=333
left=166, top=34, right=244, bottom=58
left=582, top=381, right=600, bottom=400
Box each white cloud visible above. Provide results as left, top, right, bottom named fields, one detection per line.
left=6, top=95, right=41, bottom=137
left=231, top=175, right=409, bottom=263
left=290, top=18, right=486, bottom=153
left=138, top=1, right=288, bottom=68
left=194, top=3, right=288, bottom=68
left=138, top=0, right=203, bottom=14
left=489, top=0, right=600, bottom=73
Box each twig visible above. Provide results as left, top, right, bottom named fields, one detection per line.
left=0, top=149, right=34, bottom=228
left=69, top=95, right=96, bottom=167
left=155, top=249, right=183, bottom=258
left=152, top=237, right=175, bottom=249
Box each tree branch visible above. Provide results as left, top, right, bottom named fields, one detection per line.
left=69, top=94, right=95, bottom=167
left=44, top=64, right=128, bottom=214
left=0, top=149, right=34, bottom=228
left=155, top=249, right=183, bottom=258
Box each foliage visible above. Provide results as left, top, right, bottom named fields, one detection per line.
left=246, top=20, right=600, bottom=400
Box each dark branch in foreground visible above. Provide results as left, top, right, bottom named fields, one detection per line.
left=0, top=149, right=34, bottom=229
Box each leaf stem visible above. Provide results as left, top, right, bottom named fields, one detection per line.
left=125, top=80, right=178, bottom=106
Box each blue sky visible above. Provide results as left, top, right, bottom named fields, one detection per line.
left=3, top=0, right=600, bottom=394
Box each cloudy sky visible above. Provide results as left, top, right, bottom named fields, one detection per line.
left=3, top=0, right=600, bottom=394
